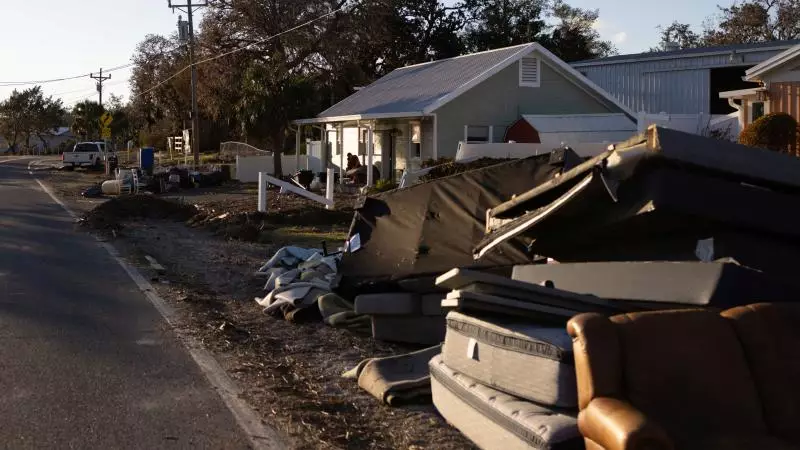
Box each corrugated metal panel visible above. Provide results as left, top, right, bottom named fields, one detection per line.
left=522, top=113, right=636, bottom=144
left=522, top=114, right=636, bottom=133
left=576, top=49, right=788, bottom=114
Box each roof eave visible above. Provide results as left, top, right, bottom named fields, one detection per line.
left=745, top=45, right=800, bottom=81
left=292, top=112, right=427, bottom=125
left=718, top=87, right=765, bottom=99
left=573, top=43, right=799, bottom=68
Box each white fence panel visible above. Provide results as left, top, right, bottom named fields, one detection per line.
left=638, top=112, right=739, bottom=141
left=235, top=155, right=309, bottom=182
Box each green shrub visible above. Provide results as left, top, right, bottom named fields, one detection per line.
left=369, top=178, right=398, bottom=194
left=739, top=112, right=798, bottom=153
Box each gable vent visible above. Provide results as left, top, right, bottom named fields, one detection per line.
left=520, top=56, right=541, bottom=87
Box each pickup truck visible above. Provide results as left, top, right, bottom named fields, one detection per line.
left=62, top=142, right=114, bottom=168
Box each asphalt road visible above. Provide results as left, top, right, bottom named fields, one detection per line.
left=0, top=158, right=253, bottom=449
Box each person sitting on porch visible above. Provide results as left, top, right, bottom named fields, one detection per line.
left=346, top=153, right=362, bottom=171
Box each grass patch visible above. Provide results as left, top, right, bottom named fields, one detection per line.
left=264, top=226, right=348, bottom=248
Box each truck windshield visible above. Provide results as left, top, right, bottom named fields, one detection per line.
left=73, top=143, right=97, bottom=152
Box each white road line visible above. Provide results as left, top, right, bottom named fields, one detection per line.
left=32, top=175, right=285, bottom=450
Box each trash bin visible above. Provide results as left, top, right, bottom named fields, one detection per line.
left=139, top=147, right=155, bottom=175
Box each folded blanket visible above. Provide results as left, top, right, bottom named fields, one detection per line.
left=357, top=344, right=442, bottom=406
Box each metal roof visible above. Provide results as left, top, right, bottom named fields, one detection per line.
left=523, top=113, right=636, bottom=133
left=318, top=44, right=533, bottom=118
left=746, top=43, right=800, bottom=80
left=573, top=39, right=800, bottom=67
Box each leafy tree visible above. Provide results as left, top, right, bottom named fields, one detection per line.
left=543, top=0, right=615, bottom=61
left=198, top=0, right=350, bottom=175
left=704, top=0, right=800, bottom=45
left=129, top=34, right=192, bottom=138
left=461, top=0, right=549, bottom=52
left=0, top=86, right=65, bottom=153
left=71, top=101, right=105, bottom=141
left=652, top=21, right=703, bottom=51
left=105, top=94, right=137, bottom=146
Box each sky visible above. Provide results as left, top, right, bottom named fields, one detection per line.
left=0, top=0, right=722, bottom=107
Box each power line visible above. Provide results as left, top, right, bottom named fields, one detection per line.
left=0, top=63, right=134, bottom=88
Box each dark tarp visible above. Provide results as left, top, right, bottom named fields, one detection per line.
left=475, top=126, right=800, bottom=265
left=337, top=153, right=573, bottom=288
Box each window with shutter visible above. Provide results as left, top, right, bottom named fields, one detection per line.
left=519, top=56, right=541, bottom=87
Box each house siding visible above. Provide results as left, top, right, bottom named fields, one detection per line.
left=768, top=81, right=800, bottom=123
left=434, top=57, right=617, bottom=158
left=575, top=48, right=788, bottom=114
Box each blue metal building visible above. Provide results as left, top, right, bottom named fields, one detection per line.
left=571, top=40, right=800, bottom=115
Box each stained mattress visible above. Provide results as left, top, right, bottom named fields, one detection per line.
left=430, top=355, right=582, bottom=450
left=443, top=311, right=577, bottom=408
left=437, top=268, right=617, bottom=313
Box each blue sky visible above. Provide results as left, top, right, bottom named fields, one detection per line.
left=0, top=0, right=721, bottom=107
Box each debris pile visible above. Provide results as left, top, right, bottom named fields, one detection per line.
left=79, top=195, right=198, bottom=230
left=241, top=126, right=800, bottom=450
left=419, top=157, right=512, bottom=182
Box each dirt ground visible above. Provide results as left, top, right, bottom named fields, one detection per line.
left=39, top=168, right=475, bottom=450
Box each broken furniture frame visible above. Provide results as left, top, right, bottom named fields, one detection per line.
left=257, top=167, right=335, bottom=213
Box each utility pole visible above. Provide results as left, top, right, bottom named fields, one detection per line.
left=168, top=0, right=206, bottom=167
left=90, top=68, right=111, bottom=107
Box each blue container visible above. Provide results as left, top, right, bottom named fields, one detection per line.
left=139, top=147, right=155, bottom=174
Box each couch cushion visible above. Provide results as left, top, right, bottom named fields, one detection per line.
left=610, top=309, right=766, bottom=435
left=355, top=293, right=421, bottom=315
left=723, top=303, right=800, bottom=444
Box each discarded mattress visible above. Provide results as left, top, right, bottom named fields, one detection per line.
left=357, top=345, right=442, bottom=406
left=338, top=152, right=576, bottom=285
left=443, top=290, right=579, bottom=323
left=512, top=261, right=800, bottom=307
left=436, top=268, right=618, bottom=314
left=475, top=125, right=800, bottom=260
left=430, top=355, right=582, bottom=450
left=443, top=311, right=577, bottom=408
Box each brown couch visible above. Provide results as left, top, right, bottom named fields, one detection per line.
left=567, top=303, right=800, bottom=450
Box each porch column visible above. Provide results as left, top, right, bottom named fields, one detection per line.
left=322, top=126, right=329, bottom=170
left=295, top=125, right=302, bottom=173
left=488, top=126, right=494, bottom=143
left=407, top=122, right=413, bottom=170
left=338, top=125, right=345, bottom=184
left=356, top=122, right=362, bottom=166
left=367, top=123, right=375, bottom=187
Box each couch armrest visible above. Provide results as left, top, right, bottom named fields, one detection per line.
left=578, top=397, right=673, bottom=450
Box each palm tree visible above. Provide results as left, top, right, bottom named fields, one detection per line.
left=71, top=101, right=105, bottom=141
